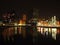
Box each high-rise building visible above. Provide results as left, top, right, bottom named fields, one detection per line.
left=51, top=16, right=57, bottom=26
left=53, top=16, right=56, bottom=25
left=33, top=8, right=39, bottom=20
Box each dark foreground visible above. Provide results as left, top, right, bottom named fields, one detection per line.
left=0, top=34, right=59, bottom=45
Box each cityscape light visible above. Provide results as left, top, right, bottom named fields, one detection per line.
left=52, top=28, right=57, bottom=40
left=0, top=8, right=60, bottom=43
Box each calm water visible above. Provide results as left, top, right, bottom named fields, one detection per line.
left=0, top=26, right=60, bottom=45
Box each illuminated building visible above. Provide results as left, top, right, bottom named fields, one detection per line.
left=1, top=8, right=60, bottom=41
left=18, top=14, right=27, bottom=38
left=52, top=16, right=57, bottom=26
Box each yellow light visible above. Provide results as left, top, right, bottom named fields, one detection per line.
left=18, top=24, right=22, bottom=25
left=49, top=28, right=51, bottom=33
left=37, top=22, right=41, bottom=26
left=37, top=27, right=41, bottom=32
left=18, top=24, right=26, bottom=26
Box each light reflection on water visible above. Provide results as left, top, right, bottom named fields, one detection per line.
left=1, top=26, right=60, bottom=40
left=37, top=27, right=60, bottom=40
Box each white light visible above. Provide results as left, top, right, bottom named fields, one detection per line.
left=3, top=24, right=5, bottom=26
left=52, top=28, right=57, bottom=40
left=41, top=28, right=43, bottom=34
left=44, top=28, right=48, bottom=35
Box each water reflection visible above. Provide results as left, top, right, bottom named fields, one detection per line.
left=1, top=26, right=60, bottom=41
left=37, top=27, right=59, bottom=40
left=0, top=25, right=60, bottom=45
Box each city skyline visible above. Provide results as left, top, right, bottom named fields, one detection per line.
left=0, top=1, right=60, bottom=45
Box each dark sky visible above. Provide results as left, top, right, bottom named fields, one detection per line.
left=0, top=0, right=60, bottom=19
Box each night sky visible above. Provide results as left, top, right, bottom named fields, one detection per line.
left=0, top=0, right=60, bottom=19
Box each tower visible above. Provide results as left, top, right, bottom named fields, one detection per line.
left=32, top=8, right=39, bottom=23
left=54, top=16, right=56, bottom=25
